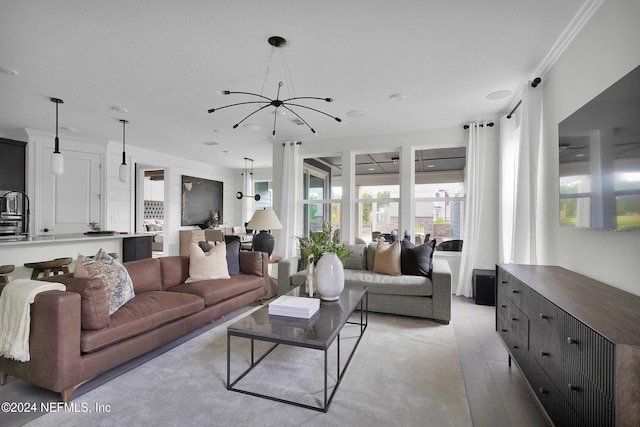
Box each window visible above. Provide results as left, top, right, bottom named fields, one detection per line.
left=302, top=157, right=342, bottom=239
left=354, top=151, right=400, bottom=243
left=414, top=147, right=466, bottom=245
left=254, top=181, right=272, bottom=208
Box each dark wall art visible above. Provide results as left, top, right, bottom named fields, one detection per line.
left=181, top=175, right=223, bottom=226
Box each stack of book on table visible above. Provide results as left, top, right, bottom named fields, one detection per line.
left=269, top=295, right=320, bottom=319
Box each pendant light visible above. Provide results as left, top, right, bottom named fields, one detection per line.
left=50, top=97, right=64, bottom=175
left=119, top=119, right=129, bottom=183
left=208, top=36, right=341, bottom=139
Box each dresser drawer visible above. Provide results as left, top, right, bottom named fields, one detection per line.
left=559, top=309, right=615, bottom=400
left=530, top=325, right=560, bottom=386
left=526, top=354, right=585, bottom=427
left=496, top=269, right=510, bottom=307
left=560, top=360, right=614, bottom=427
left=528, top=289, right=559, bottom=343
left=508, top=276, right=529, bottom=311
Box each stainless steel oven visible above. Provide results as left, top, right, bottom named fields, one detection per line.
left=0, top=190, right=29, bottom=236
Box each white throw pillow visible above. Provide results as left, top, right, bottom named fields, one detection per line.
left=186, top=242, right=230, bottom=282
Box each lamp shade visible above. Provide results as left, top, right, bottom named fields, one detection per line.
left=50, top=152, right=64, bottom=175
left=246, top=208, right=282, bottom=231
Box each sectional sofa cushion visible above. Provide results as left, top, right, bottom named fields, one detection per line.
left=159, top=256, right=190, bottom=290
left=60, top=276, right=110, bottom=330
left=167, top=275, right=264, bottom=306
left=124, top=258, right=163, bottom=293
left=80, top=291, right=204, bottom=353
left=343, top=244, right=367, bottom=270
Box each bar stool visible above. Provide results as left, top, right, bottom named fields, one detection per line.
left=0, top=265, right=14, bottom=284
left=24, top=257, right=72, bottom=279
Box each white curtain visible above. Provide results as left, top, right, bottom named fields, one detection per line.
left=511, top=83, right=543, bottom=264
left=499, top=115, right=519, bottom=263
left=457, top=123, right=487, bottom=297
left=275, top=142, right=300, bottom=259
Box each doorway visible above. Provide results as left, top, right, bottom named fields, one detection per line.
left=136, top=165, right=167, bottom=256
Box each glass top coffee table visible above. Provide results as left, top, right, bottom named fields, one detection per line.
left=226, top=285, right=368, bottom=412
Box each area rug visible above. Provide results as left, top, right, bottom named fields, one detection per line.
left=26, top=311, right=472, bottom=427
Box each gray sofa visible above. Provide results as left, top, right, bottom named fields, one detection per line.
left=277, top=243, right=451, bottom=324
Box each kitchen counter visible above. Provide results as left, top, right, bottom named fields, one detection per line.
left=0, top=232, right=137, bottom=246
left=0, top=233, right=152, bottom=281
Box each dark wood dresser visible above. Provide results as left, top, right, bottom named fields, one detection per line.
left=496, top=264, right=640, bottom=427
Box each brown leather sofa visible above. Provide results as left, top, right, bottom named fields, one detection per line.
left=0, top=252, right=268, bottom=402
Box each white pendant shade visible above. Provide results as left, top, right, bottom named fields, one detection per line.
left=50, top=152, right=64, bottom=175
left=119, top=163, right=129, bottom=183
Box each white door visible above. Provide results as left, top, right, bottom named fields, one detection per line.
left=40, top=148, right=102, bottom=235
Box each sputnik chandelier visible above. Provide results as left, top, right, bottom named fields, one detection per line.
left=208, top=36, right=341, bottom=138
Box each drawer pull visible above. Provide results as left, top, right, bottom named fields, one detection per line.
left=539, top=313, right=547, bottom=319
left=540, top=351, right=549, bottom=357
left=513, top=345, right=519, bottom=349
left=512, top=290, right=519, bottom=294
left=539, top=387, right=548, bottom=395
left=501, top=305, right=507, bottom=308
left=501, top=329, right=508, bottom=332
left=568, top=384, right=580, bottom=392
left=501, top=281, right=507, bottom=284
left=511, top=318, right=518, bottom=321
left=567, top=337, right=578, bottom=345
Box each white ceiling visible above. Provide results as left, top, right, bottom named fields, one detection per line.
left=0, top=0, right=592, bottom=170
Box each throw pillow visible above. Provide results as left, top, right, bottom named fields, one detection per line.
left=187, top=242, right=230, bottom=282
left=74, top=249, right=135, bottom=315
left=225, top=239, right=241, bottom=275
left=373, top=240, right=402, bottom=276
left=401, top=238, right=436, bottom=277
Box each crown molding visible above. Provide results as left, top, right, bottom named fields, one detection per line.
left=533, top=0, right=605, bottom=80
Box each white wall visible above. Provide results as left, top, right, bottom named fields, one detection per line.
left=12, top=129, right=238, bottom=257
left=541, top=0, right=640, bottom=295
left=271, top=125, right=500, bottom=272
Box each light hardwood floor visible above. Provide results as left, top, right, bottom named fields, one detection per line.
left=2, top=296, right=548, bottom=427
left=452, top=295, right=548, bottom=427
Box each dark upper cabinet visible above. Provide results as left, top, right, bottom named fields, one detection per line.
left=0, top=138, right=27, bottom=191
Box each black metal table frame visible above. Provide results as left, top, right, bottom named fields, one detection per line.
left=226, top=291, right=368, bottom=412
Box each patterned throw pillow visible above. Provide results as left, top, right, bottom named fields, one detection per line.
left=74, top=249, right=135, bottom=315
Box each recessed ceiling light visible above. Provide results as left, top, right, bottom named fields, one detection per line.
left=222, top=150, right=231, bottom=154
left=0, top=66, right=19, bottom=76
left=427, top=164, right=435, bottom=168
left=368, top=167, right=375, bottom=171
left=347, top=110, right=365, bottom=118
left=486, top=90, right=512, bottom=100
left=203, top=141, right=219, bottom=146
left=60, top=126, right=76, bottom=132
left=110, top=105, right=128, bottom=113
left=243, top=124, right=260, bottom=130
left=389, top=93, right=405, bottom=101
left=576, top=153, right=585, bottom=158
left=273, top=110, right=286, bottom=116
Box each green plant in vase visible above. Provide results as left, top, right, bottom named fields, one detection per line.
left=297, top=221, right=350, bottom=266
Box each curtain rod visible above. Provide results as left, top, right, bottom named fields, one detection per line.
left=463, top=122, right=494, bottom=129
left=507, top=77, right=542, bottom=119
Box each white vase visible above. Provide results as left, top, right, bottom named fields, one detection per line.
left=315, top=252, right=345, bottom=301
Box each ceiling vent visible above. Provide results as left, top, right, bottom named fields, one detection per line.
left=203, top=141, right=220, bottom=146
left=291, top=118, right=305, bottom=126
